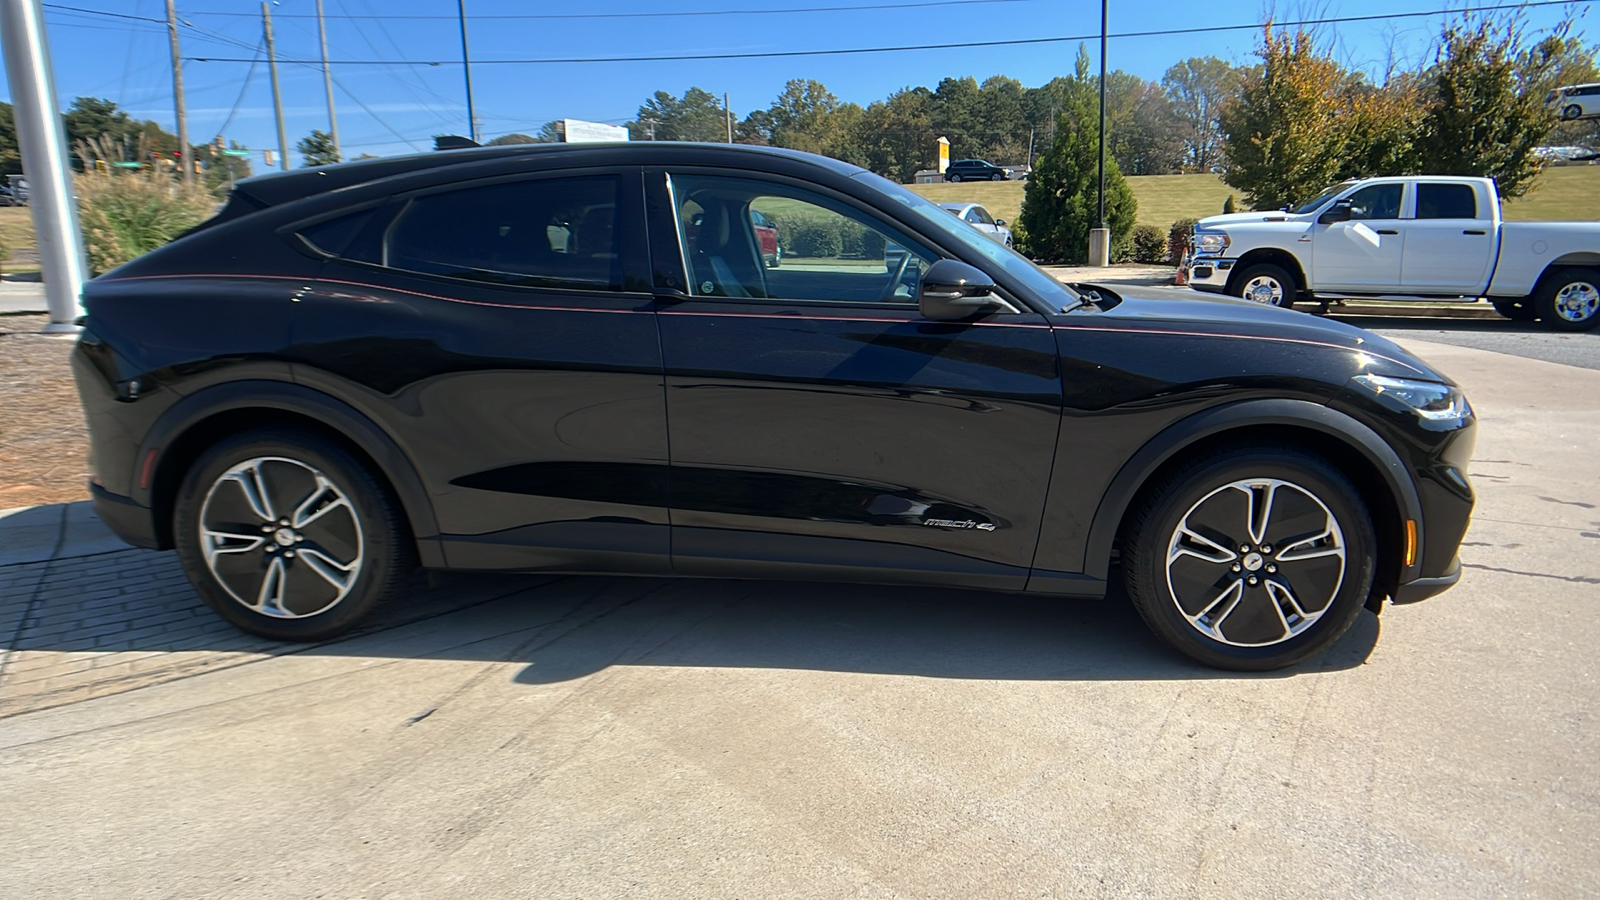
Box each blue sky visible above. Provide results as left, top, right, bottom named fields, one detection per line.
left=10, top=0, right=1592, bottom=165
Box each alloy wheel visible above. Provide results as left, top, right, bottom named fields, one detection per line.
left=198, top=456, right=365, bottom=619
left=1165, top=478, right=1347, bottom=647
left=1242, top=275, right=1284, bottom=305
left=1553, top=280, right=1599, bottom=323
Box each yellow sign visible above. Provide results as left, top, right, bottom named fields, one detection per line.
left=937, top=136, right=950, bottom=174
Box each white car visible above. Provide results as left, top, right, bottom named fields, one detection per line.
left=1180, top=175, right=1600, bottom=331
left=938, top=202, right=1013, bottom=248
left=1548, top=82, right=1600, bottom=120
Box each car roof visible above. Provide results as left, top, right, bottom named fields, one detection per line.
left=232, top=142, right=868, bottom=208
left=938, top=202, right=980, bottom=213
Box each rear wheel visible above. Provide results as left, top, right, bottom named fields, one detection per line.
left=1491, top=298, right=1537, bottom=321
left=1231, top=262, right=1298, bottom=308
left=949, top=173, right=963, bottom=182
left=1534, top=267, right=1600, bottom=332
left=1122, top=446, right=1375, bottom=671
left=173, top=429, right=412, bottom=642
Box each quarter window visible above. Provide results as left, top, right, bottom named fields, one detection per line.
left=1415, top=183, right=1479, bottom=220
left=671, top=174, right=934, bottom=305
left=298, top=209, right=374, bottom=256
left=382, top=176, right=622, bottom=290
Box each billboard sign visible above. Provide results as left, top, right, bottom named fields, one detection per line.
left=562, top=119, right=630, bottom=143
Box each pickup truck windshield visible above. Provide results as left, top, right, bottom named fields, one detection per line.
left=1290, top=182, right=1355, bottom=215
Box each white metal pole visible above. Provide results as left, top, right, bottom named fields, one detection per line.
left=315, top=0, right=340, bottom=159
left=0, top=0, right=88, bottom=332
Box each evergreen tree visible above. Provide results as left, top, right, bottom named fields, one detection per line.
left=1017, top=47, right=1137, bottom=263
left=296, top=130, right=340, bottom=167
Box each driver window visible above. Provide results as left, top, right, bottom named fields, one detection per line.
left=1345, top=183, right=1402, bottom=221
left=670, top=174, right=933, bottom=304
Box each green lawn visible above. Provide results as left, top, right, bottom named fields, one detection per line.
left=909, top=166, right=1600, bottom=231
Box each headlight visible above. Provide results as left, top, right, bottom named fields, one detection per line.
left=1352, top=374, right=1472, bottom=427
left=1194, top=230, right=1229, bottom=255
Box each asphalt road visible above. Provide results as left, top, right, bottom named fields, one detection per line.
left=1333, top=314, right=1600, bottom=370
left=2, top=337, right=1598, bottom=899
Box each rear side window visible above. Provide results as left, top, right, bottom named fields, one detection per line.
left=298, top=209, right=374, bottom=256
left=1415, top=183, right=1478, bottom=219
left=383, top=175, right=622, bottom=291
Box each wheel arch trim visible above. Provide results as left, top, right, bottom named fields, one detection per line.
left=135, top=379, right=440, bottom=551
left=1081, top=398, right=1423, bottom=584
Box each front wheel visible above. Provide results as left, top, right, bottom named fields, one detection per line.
left=1534, top=267, right=1600, bottom=332
left=990, top=173, right=1003, bottom=181
left=173, top=429, right=412, bottom=642
left=1230, top=263, right=1298, bottom=308
left=1564, top=104, right=1584, bottom=121
left=1122, top=446, right=1375, bottom=671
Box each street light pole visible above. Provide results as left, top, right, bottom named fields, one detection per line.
left=1089, top=0, right=1110, bottom=267
left=0, top=0, right=88, bottom=332
left=457, top=0, right=479, bottom=143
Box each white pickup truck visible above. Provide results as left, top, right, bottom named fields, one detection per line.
left=1180, top=175, right=1600, bottom=331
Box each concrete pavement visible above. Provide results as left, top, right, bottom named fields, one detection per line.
left=0, top=337, right=1597, bottom=898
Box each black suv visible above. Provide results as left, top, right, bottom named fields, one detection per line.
left=943, top=159, right=1009, bottom=182
left=72, top=143, right=1475, bottom=670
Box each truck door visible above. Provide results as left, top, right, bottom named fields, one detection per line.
left=1400, top=182, right=1496, bottom=295
left=1310, top=182, right=1406, bottom=292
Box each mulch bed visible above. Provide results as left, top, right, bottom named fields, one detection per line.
left=0, top=314, right=90, bottom=508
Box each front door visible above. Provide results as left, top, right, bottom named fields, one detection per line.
left=647, top=169, right=1063, bottom=590
left=1311, top=182, right=1406, bottom=292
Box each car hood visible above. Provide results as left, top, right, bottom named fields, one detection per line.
left=1065, top=283, right=1442, bottom=381
left=1197, top=211, right=1313, bottom=227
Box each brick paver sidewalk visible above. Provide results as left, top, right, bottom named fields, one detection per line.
left=0, top=542, right=548, bottom=718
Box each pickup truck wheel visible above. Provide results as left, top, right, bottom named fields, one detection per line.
left=1491, top=299, right=1537, bottom=321
left=1535, top=268, right=1600, bottom=332
left=1231, top=263, right=1297, bottom=308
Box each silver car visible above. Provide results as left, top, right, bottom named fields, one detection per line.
left=938, top=202, right=1013, bottom=248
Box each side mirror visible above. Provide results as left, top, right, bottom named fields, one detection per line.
left=1319, top=200, right=1353, bottom=224
left=995, top=219, right=1007, bottom=227
left=918, top=259, right=1021, bottom=320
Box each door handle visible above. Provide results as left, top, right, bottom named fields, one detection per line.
left=1463, top=230, right=1487, bottom=235
left=1376, top=229, right=1398, bottom=235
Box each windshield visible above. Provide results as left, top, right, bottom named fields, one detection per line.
left=1289, top=182, right=1355, bottom=215
left=855, top=171, right=1080, bottom=305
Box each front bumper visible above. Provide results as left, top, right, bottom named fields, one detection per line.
left=89, top=481, right=160, bottom=550
left=1181, top=256, right=1233, bottom=293
left=1393, top=554, right=1461, bottom=603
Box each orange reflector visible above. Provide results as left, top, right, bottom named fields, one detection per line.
left=1404, top=519, right=1417, bottom=568
left=138, top=448, right=159, bottom=490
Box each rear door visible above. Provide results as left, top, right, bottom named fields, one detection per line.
left=647, top=168, right=1063, bottom=590
left=1400, top=182, right=1497, bottom=295
left=288, top=167, right=673, bottom=573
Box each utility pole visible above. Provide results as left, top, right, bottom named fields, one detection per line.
left=456, top=0, right=479, bottom=143
left=315, top=0, right=340, bottom=159
left=0, top=0, right=88, bottom=332
left=1089, top=0, right=1110, bottom=267
left=1026, top=127, right=1035, bottom=170
left=163, top=0, right=191, bottom=183
left=262, top=2, right=289, bottom=170
left=725, top=93, right=733, bottom=143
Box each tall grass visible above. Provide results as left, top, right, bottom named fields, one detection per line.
left=75, top=168, right=216, bottom=275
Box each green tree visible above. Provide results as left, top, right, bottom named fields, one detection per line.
left=296, top=129, right=340, bottom=167
left=1526, top=34, right=1600, bottom=149
left=486, top=132, right=541, bottom=146
left=0, top=103, right=19, bottom=174
left=1162, top=57, right=1243, bottom=172
left=629, top=87, right=726, bottom=142
left=1220, top=28, right=1349, bottom=210
left=1017, top=47, right=1137, bottom=263
left=1408, top=17, right=1561, bottom=197
left=851, top=88, right=935, bottom=182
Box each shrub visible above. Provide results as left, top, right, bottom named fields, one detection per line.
left=1167, top=217, right=1199, bottom=265
left=788, top=217, right=842, bottom=258
left=1223, top=194, right=1237, bottom=213
left=76, top=169, right=216, bottom=275
left=857, top=228, right=887, bottom=260
left=1130, top=224, right=1168, bottom=264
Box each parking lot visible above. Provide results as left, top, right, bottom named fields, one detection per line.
left=0, top=327, right=1595, bottom=898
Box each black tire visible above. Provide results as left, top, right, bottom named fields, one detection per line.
left=1563, top=104, right=1583, bottom=121
left=173, top=428, right=412, bottom=642
left=1532, top=267, right=1600, bottom=332
left=1491, top=298, right=1537, bottom=321
left=990, top=173, right=1003, bottom=181
left=1122, top=445, right=1376, bottom=671
left=1230, top=262, right=1298, bottom=308
left=949, top=173, right=963, bottom=182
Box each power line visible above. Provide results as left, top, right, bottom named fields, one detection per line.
left=181, top=1, right=1591, bottom=66
left=211, top=38, right=262, bottom=137
left=156, top=0, right=1036, bottom=21
left=43, top=3, right=162, bottom=23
